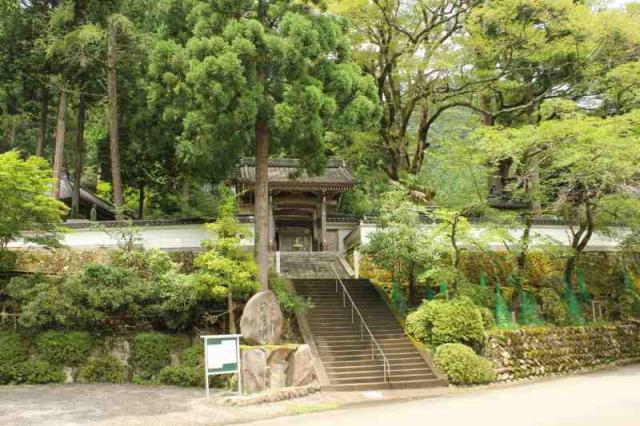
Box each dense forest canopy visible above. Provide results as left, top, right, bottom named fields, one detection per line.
left=1, top=1, right=639, bottom=273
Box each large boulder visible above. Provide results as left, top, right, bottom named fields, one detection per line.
left=267, top=362, right=288, bottom=390
left=241, top=348, right=267, bottom=394
left=286, top=344, right=316, bottom=387
left=240, top=291, right=284, bottom=345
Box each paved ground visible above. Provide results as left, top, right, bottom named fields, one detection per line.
left=248, top=365, right=640, bottom=426
left=1, top=365, right=638, bottom=425
left=0, top=385, right=333, bottom=426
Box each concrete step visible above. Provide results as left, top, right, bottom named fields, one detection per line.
left=294, top=278, right=444, bottom=391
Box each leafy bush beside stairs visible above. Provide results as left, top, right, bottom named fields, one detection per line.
left=434, top=343, right=496, bottom=385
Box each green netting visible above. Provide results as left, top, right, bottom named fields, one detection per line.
left=439, top=281, right=449, bottom=298
left=480, top=271, right=488, bottom=289
left=564, top=280, right=585, bottom=325
left=425, top=286, right=435, bottom=301
left=390, top=281, right=407, bottom=313
left=519, top=289, right=542, bottom=325
left=495, top=283, right=513, bottom=327
left=577, top=269, right=591, bottom=303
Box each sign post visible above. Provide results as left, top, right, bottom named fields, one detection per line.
left=201, top=334, right=242, bottom=398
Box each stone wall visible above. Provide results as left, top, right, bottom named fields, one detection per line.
left=488, top=324, right=640, bottom=382
left=241, top=344, right=317, bottom=394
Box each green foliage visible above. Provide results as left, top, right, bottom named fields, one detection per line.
left=131, top=332, right=173, bottom=380
left=78, top=355, right=127, bottom=384
left=457, top=280, right=494, bottom=309
left=433, top=343, right=497, bottom=385
left=564, top=281, right=586, bottom=326
left=111, top=249, right=176, bottom=281
left=577, top=269, right=591, bottom=304
left=158, top=344, right=204, bottom=387
left=180, top=345, right=203, bottom=368
left=478, top=307, right=496, bottom=330
left=0, top=151, right=67, bottom=250
left=270, top=273, right=313, bottom=317
left=538, top=288, right=568, bottom=325
left=194, top=186, right=259, bottom=302
left=406, top=297, right=485, bottom=351
left=158, top=365, right=203, bottom=388
left=0, top=332, right=28, bottom=384
left=494, top=284, right=513, bottom=328
left=518, top=290, right=542, bottom=326
left=35, top=331, right=92, bottom=366
left=11, top=360, right=65, bottom=384
left=390, top=281, right=407, bottom=314
left=5, top=254, right=204, bottom=331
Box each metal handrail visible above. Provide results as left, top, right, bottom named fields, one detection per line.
left=330, top=263, right=391, bottom=383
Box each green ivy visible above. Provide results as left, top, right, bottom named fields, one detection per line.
left=35, top=331, right=92, bottom=366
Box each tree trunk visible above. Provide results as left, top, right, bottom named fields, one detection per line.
left=52, top=90, right=67, bottom=200
left=564, top=255, right=577, bottom=287
left=255, top=120, right=270, bottom=291
left=228, top=290, right=237, bottom=334
left=71, top=94, right=87, bottom=218
left=408, top=261, right=417, bottom=306
left=108, top=20, right=124, bottom=215
left=138, top=181, right=145, bottom=219
left=36, top=89, right=49, bottom=157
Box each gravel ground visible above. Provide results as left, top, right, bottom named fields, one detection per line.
left=0, top=384, right=333, bottom=426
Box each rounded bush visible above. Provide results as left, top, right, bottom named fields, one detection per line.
left=11, top=360, right=65, bottom=384
left=158, top=365, right=203, bottom=387
left=35, top=331, right=92, bottom=366
left=434, top=343, right=496, bottom=385
left=0, top=332, right=28, bottom=384
left=79, top=355, right=127, bottom=383
left=406, top=297, right=485, bottom=350
left=131, top=332, right=173, bottom=380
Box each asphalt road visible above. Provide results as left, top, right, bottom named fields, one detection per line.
left=246, top=365, right=640, bottom=426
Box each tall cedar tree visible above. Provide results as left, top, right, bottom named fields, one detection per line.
left=150, top=0, right=380, bottom=289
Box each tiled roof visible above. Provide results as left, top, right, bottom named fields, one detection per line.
left=235, top=158, right=356, bottom=192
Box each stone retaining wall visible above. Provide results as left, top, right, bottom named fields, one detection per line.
left=488, top=324, right=640, bottom=382
left=241, top=344, right=317, bottom=394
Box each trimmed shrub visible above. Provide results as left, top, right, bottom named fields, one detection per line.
left=35, top=331, right=92, bottom=366
left=11, top=360, right=65, bottom=384
left=434, top=343, right=496, bottom=385
left=538, top=288, right=568, bottom=325
left=406, top=297, right=485, bottom=350
left=180, top=345, right=204, bottom=368
left=0, top=332, right=28, bottom=384
left=131, top=332, right=173, bottom=380
left=78, top=355, right=127, bottom=383
left=158, top=365, right=203, bottom=387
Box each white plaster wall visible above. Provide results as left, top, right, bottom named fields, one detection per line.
left=353, top=223, right=626, bottom=252
left=9, top=224, right=254, bottom=252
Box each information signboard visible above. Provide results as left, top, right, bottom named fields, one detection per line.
left=201, top=334, right=242, bottom=397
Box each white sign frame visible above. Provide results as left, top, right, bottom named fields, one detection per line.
left=201, top=334, right=242, bottom=397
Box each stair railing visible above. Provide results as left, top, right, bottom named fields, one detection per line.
left=330, top=263, right=391, bottom=383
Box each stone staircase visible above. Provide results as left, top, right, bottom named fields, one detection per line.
left=279, top=252, right=351, bottom=279
left=294, top=278, right=447, bottom=391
